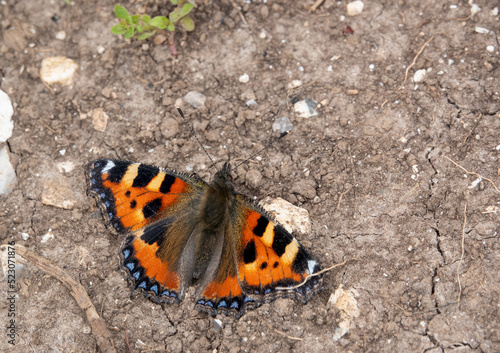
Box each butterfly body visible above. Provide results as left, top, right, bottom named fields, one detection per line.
left=86, top=159, right=322, bottom=317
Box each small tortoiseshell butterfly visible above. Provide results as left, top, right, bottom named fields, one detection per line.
left=86, top=139, right=322, bottom=317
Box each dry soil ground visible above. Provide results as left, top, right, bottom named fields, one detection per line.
left=0, top=0, right=499, bottom=352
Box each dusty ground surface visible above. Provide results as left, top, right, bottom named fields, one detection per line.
left=1, top=0, right=499, bottom=352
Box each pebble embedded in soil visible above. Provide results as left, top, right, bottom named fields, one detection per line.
left=0, top=89, right=14, bottom=142
left=259, top=197, right=311, bottom=235
left=184, top=91, right=206, bottom=109
left=0, top=146, right=16, bottom=194
left=41, top=178, right=77, bottom=209
left=160, top=118, right=180, bottom=139
left=91, top=108, right=109, bottom=132
left=272, top=117, right=294, bottom=133
left=40, top=56, right=79, bottom=86
left=41, top=229, right=55, bottom=243
left=294, top=98, right=318, bottom=118
left=413, top=69, right=427, bottom=83
left=238, top=73, right=250, bottom=83
left=347, top=1, right=364, bottom=16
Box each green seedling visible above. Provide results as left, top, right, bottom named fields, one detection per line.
left=111, top=1, right=195, bottom=55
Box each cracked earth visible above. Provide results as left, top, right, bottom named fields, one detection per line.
left=1, top=0, right=499, bottom=352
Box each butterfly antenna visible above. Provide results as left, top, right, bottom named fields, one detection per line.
left=176, top=108, right=217, bottom=171
left=234, top=131, right=289, bottom=171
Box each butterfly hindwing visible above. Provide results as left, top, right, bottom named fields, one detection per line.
left=234, top=196, right=323, bottom=301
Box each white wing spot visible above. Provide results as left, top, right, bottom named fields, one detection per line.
left=102, top=160, right=115, bottom=173
left=307, top=260, right=317, bottom=275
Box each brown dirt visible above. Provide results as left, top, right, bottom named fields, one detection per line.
left=1, top=0, right=499, bottom=352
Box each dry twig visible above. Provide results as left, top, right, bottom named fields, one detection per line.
left=310, top=0, right=325, bottom=11
left=1, top=244, right=116, bottom=353
left=276, top=258, right=353, bottom=290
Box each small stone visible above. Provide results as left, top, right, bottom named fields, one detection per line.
left=291, top=178, right=317, bottom=199
left=41, top=178, right=76, bottom=209
left=486, top=45, right=495, bottom=53
left=413, top=69, right=427, bottom=83
left=92, top=108, right=109, bottom=132
left=347, top=1, right=364, bottom=16
left=287, top=80, right=303, bottom=89
left=41, top=229, right=55, bottom=243
left=55, top=30, right=66, bottom=40
left=0, top=89, right=14, bottom=142
left=293, top=99, right=318, bottom=118
left=239, top=73, right=250, bottom=83
left=21, top=233, right=30, bottom=240
left=272, top=117, right=293, bottom=133
left=57, top=161, right=75, bottom=174
left=260, top=197, right=311, bottom=234
left=0, top=146, right=16, bottom=194
left=160, top=118, right=180, bottom=139
left=346, top=89, right=359, bottom=95
left=328, top=286, right=360, bottom=340
left=3, top=25, right=27, bottom=51
left=474, top=26, right=489, bottom=34
left=470, top=4, right=481, bottom=16
left=40, top=56, right=79, bottom=86
left=184, top=91, right=206, bottom=109
left=245, top=169, right=263, bottom=188
left=491, top=7, right=499, bottom=16
left=246, top=99, right=257, bottom=107
left=213, top=319, right=223, bottom=332
left=260, top=5, right=269, bottom=18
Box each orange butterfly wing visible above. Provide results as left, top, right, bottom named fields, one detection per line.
left=86, top=159, right=206, bottom=302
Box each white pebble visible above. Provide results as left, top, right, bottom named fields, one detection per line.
left=238, top=73, right=250, bottom=83
left=294, top=99, right=318, bottom=118
left=413, top=69, right=426, bottom=83
left=287, top=80, right=303, bottom=89
left=0, top=146, right=16, bottom=194
left=474, top=26, right=489, bottom=34
left=41, top=229, right=54, bottom=243
left=470, top=4, right=481, bottom=16
left=491, top=7, right=498, bottom=16
left=347, top=1, right=364, bottom=16
left=487, top=45, right=495, bottom=53
left=0, top=89, right=14, bottom=142
left=184, top=91, right=206, bottom=109
left=55, top=30, right=66, bottom=40
left=21, top=233, right=30, bottom=240
left=40, top=56, right=79, bottom=86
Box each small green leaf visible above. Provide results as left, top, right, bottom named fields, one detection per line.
left=167, top=22, right=175, bottom=32
left=179, top=3, right=194, bottom=17
left=114, top=5, right=131, bottom=22
left=170, top=0, right=178, bottom=4
left=150, top=16, right=169, bottom=29
left=137, top=31, right=156, bottom=40
left=111, top=24, right=128, bottom=35
left=131, top=14, right=140, bottom=25
left=125, top=26, right=135, bottom=39
left=169, top=9, right=182, bottom=23
left=181, top=16, right=195, bottom=31
left=142, top=14, right=151, bottom=24
left=136, top=24, right=143, bottom=33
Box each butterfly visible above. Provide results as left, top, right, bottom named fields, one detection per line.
left=85, top=157, right=323, bottom=317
